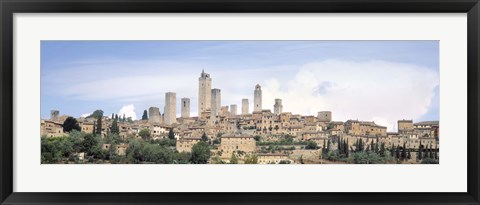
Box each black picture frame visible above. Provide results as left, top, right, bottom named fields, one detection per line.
left=1, top=0, right=479, bottom=204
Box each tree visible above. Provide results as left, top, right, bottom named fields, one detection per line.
left=62, top=117, right=81, bottom=133
left=190, top=141, right=211, bottom=164
left=168, top=129, right=175, bottom=140
left=306, top=141, right=318, bottom=150
left=96, top=115, right=102, bottom=135
left=111, top=113, right=114, bottom=120
left=230, top=153, right=238, bottom=164
left=122, top=114, right=126, bottom=122
left=110, top=118, right=119, bottom=134
left=418, top=141, right=423, bottom=160
left=142, top=110, right=148, bottom=120
left=87, top=110, right=104, bottom=119
left=244, top=154, right=258, bottom=164
left=201, top=132, right=208, bottom=142
left=139, top=129, right=151, bottom=140
left=402, top=142, right=407, bottom=160
left=379, top=142, right=386, bottom=157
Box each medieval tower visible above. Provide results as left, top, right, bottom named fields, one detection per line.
left=242, top=99, right=249, bottom=115
left=254, top=84, right=262, bottom=112
left=164, top=92, right=177, bottom=125
left=198, top=69, right=212, bottom=116
left=181, top=98, right=190, bottom=118
left=274, top=99, right=283, bottom=115
left=211, top=88, right=221, bottom=117
left=148, top=107, right=161, bottom=123
left=230, top=104, right=237, bottom=116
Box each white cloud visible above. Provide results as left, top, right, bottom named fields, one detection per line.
left=118, top=104, right=137, bottom=120
left=262, top=60, right=439, bottom=131
left=80, top=113, right=92, bottom=118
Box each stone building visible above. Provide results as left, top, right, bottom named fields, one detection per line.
left=220, top=134, right=256, bottom=158
left=257, top=153, right=292, bottom=164
left=273, top=99, right=283, bottom=115
left=148, top=107, right=161, bottom=123
left=176, top=137, right=201, bottom=153
left=242, top=99, right=249, bottom=115
left=164, top=92, right=177, bottom=125
left=344, top=120, right=387, bottom=137
left=230, top=104, right=237, bottom=116
left=198, top=69, right=212, bottom=115
left=317, top=111, right=332, bottom=122
left=211, top=88, right=221, bottom=118
left=181, top=98, right=190, bottom=118
left=254, top=84, right=262, bottom=112
left=40, top=120, right=65, bottom=137
left=398, top=119, right=413, bottom=134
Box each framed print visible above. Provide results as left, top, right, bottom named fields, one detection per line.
left=1, top=0, right=479, bottom=204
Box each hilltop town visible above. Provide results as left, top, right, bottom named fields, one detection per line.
left=41, top=70, right=439, bottom=164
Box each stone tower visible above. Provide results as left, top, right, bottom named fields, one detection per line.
left=50, top=110, right=59, bottom=121
left=230, top=104, right=237, bottom=116
left=148, top=107, right=161, bottom=123
left=198, top=69, right=212, bottom=116
left=164, top=92, right=177, bottom=125
left=274, top=99, right=283, bottom=115
left=181, top=98, right=190, bottom=118
left=254, top=84, right=262, bottom=112
left=317, top=111, right=332, bottom=122
left=211, top=88, right=221, bottom=118
left=242, top=99, right=249, bottom=115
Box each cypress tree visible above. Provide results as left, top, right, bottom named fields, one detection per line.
left=96, top=115, right=102, bottom=135
left=380, top=142, right=386, bottom=157
left=418, top=142, right=423, bottom=160
left=168, top=128, right=175, bottom=140
left=142, top=110, right=148, bottom=120
left=396, top=145, right=400, bottom=159
left=391, top=144, right=395, bottom=157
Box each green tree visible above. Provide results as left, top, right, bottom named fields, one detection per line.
left=379, top=142, right=386, bottom=157
left=96, top=115, right=102, bottom=135
left=190, top=141, right=211, bottom=164
left=201, top=132, right=208, bottom=142
left=62, top=117, right=81, bottom=133
left=111, top=118, right=119, bottom=134
left=168, top=129, right=175, bottom=140
left=142, top=110, right=148, bottom=120
left=402, top=142, right=407, bottom=160
left=139, top=129, right=151, bottom=140
left=230, top=153, right=238, bottom=164
left=244, top=154, right=258, bottom=164
left=87, top=110, right=104, bottom=119
left=418, top=141, right=423, bottom=160
left=305, top=141, right=318, bottom=150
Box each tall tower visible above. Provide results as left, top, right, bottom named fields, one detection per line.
left=164, top=92, right=177, bottom=125
left=242, top=99, right=249, bottom=115
left=181, top=98, right=190, bottom=118
left=148, top=107, right=161, bottom=123
left=230, top=104, right=237, bottom=116
left=211, top=88, right=221, bottom=118
left=274, top=99, right=283, bottom=115
left=198, top=69, right=212, bottom=116
left=50, top=110, right=59, bottom=121
left=254, top=84, right=262, bottom=112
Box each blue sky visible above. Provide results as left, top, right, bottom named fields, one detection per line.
left=41, top=41, right=439, bottom=131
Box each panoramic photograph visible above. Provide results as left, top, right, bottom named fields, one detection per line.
left=40, top=41, right=439, bottom=164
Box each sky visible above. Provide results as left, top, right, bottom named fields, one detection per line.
left=41, top=41, right=439, bottom=131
